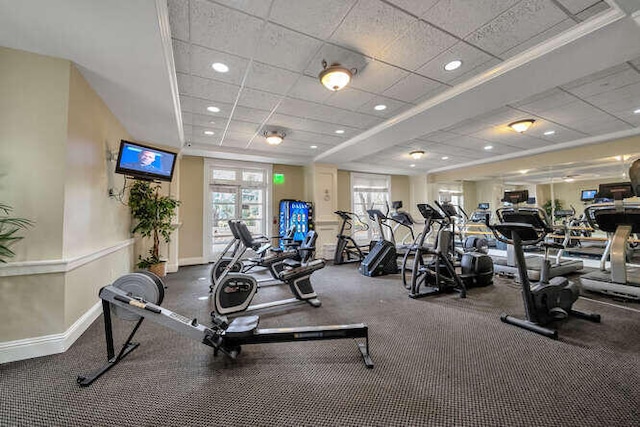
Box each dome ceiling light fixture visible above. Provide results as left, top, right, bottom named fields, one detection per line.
left=319, top=60, right=356, bottom=91
left=509, top=119, right=535, bottom=133
left=264, top=130, right=285, bottom=145
left=409, top=150, right=425, bottom=160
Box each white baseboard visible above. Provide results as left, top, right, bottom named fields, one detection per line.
left=179, top=257, right=206, bottom=266
left=0, top=301, right=102, bottom=364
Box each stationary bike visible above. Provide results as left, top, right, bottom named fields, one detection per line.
left=211, top=220, right=324, bottom=316
left=486, top=216, right=600, bottom=339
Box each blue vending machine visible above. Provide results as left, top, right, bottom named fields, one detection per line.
left=278, top=199, right=314, bottom=248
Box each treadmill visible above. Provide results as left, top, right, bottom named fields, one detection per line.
left=580, top=180, right=640, bottom=300
left=491, top=190, right=583, bottom=281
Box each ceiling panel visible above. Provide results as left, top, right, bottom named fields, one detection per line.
left=243, top=61, right=300, bottom=95
left=172, top=39, right=190, bottom=74
left=423, top=0, right=521, bottom=39
left=499, top=18, right=574, bottom=59
left=382, top=73, right=447, bottom=103
left=349, top=60, right=410, bottom=93
left=575, top=1, right=610, bottom=21
left=189, top=44, right=251, bottom=85
left=220, top=0, right=273, bottom=18
left=377, top=20, right=458, bottom=71
left=324, top=87, right=377, bottom=111
left=177, top=74, right=241, bottom=103
left=237, top=87, right=283, bottom=111
left=288, top=75, right=334, bottom=104
left=329, top=0, right=417, bottom=58
left=189, top=0, right=264, bottom=58
left=556, top=0, right=605, bottom=15
left=464, top=0, right=567, bottom=57
left=269, top=0, right=357, bottom=39
left=167, top=0, right=189, bottom=41
left=253, top=23, right=323, bottom=73
left=561, top=63, right=640, bottom=99
left=416, top=41, right=495, bottom=84
left=356, top=95, right=412, bottom=118
left=385, top=0, right=440, bottom=17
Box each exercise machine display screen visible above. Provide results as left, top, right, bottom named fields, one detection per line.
left=478, top=203, right=490, bottom=210
left=502, top=190, right=529, bottom=204
left=580, top=189, right=597, bottom=201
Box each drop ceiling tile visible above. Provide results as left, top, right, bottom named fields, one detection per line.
left=416, top=41, right=494, bottom=84
left=330, top=0, right=417, bottom=58
left=177, top=74, right=241, bottom=103
left=464, top=0, right=567, bottom=57
left=382, top=73, right=447, bottom=103
left=192, top=124, right=221, bottom=140
left=423, top=0, right=520, bottom=39
left=499, top=18, right=574, bottom=59
left=172, top=39, right=190, bottom=74
left=443, top=118, right=492, bottom=136
left=575, top=1, right=610, bottom=21
left=586, top=82, right=640, bottom=115
left=237, top=87, right=283, bottom=111
left=303, top=44, right=369, bottom=78
left=190, top=0, right=264, bottom=58
left=511, top=88, right=576, bottom=114
left=167, top=0, right=189, bottom=41
left=288, top=75, right=334, bottom=104
left=630, top=56, right=640, bottom=70
left=570, top=117, right=633, bottom=135
left=535, top=100, right=617, bottom=129
left=268, top=113, right=349, bottom=135
left=232, top=105, right=272, bottom=123
left=357, top=96, right=412, bottom=117
left=418, top=131, right=460, bottom=143
left=443, top=135, right=495, bottom=150
left=189, top=44, right=251, bottom=86
left=221, top=138, right=251, bottom=149
left=562, top=64, right=640, bottom=99
left=449, top=58, right=501, bottom=86
left=269, top=0, right=356, bottom=39
left=377, top=20, right=458, bottom=71
left=284, top=129, right=345, bottom=145
left=244, top=62, right=300, bottom=95
left=555, top=0, right=603, bottom=15
left=411, top=85, right=450, bottom=104
left=186, top=112, right=227, bottom=129
left=220, top=0, right=273, bottom=17
left=181, top=95, right=235, bottom=117
left=227, top=120, right=262, bottom=135
left=253, top=23, right=323, bottom=72
left=385, top=0, right=440, bottom=16
left=350, top=60, right=410, bottom=93
left=324, top=87, right=376, bottom=110
left=470, top=127, right=550, bottom=149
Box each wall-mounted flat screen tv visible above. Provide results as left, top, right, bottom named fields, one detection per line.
left=115, top=140, right=177, bottom=182
left=580, top=189, right=597, bottom=201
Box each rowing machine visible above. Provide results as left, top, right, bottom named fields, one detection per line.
left=77, top=272, right=373, bottom=387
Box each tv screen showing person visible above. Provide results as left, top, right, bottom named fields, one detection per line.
left=115, top=141, right=176, bottom=181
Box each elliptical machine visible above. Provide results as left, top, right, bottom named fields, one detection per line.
left=333, top=210, right=370, bottom=265
left=485, top=215, right=600, bottom=339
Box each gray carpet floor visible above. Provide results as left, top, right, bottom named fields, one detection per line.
left=1, top=263, right=640, bottom=426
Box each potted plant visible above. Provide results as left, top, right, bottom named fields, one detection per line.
left=0, top=203, right=34, bottom=263
left=128, top=180, right=180, bottom=276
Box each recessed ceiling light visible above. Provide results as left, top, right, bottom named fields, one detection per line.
left=444, top=60, right=462, bottom=71
left=209, top=120, right=215, bottom=124
left=335, top=129, right=345, bottom=134
left=543, top=130, right=555, bottom=136
left=634, top=108, right=640, bottom=114
left=564, top=178, right=575, bottom=182
left=374, top=104, right=387, bottom=111
left=410, top=164, right=416, bottom=168
left=204, top=130, right=214, bottom=135
left=484, top=145, right=493, bottom=150
left=520, top=170, right=529, bottom=174
left=207, top=106, right=220, bottom=113
left=211, top=62, right=229, bottom=73
left=441, top=156, right=449, bottom=160
left=310, top=145, right=318, bottom=149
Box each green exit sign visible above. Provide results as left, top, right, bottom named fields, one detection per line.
left=273, top=173, right=285, bottom=184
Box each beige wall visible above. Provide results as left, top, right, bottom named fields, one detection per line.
left=272, top=164, right=306, bottom=235
left=178, top=156, right=204, bottom=261
left=337, top=170, right=351, bottom=211
left=1, top=48, right=134, bottom=346
left=0, top=47, right=69, bottom=261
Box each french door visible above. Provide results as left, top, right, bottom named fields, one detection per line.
left=209, top=185, right=266, bottom=259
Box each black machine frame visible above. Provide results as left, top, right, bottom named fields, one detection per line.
left=77, top=272, right=373, bottom=387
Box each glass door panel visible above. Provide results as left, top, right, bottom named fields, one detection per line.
left=211, top=185, right=239, bottom=257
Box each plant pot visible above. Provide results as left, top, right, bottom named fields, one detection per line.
left=148, top=261, right=167, bottom=277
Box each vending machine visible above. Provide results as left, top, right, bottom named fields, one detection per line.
left=278, top=199, right=314, bottom=248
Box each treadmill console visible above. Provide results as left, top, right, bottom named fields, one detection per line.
left=417, top=203, right=444, bottom=220
left=502, top=190, right=529, bottom=204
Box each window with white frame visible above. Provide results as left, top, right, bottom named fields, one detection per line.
left=205, top=160, right=271, bottom=261
left=351, top=172, right=390, bottom=243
